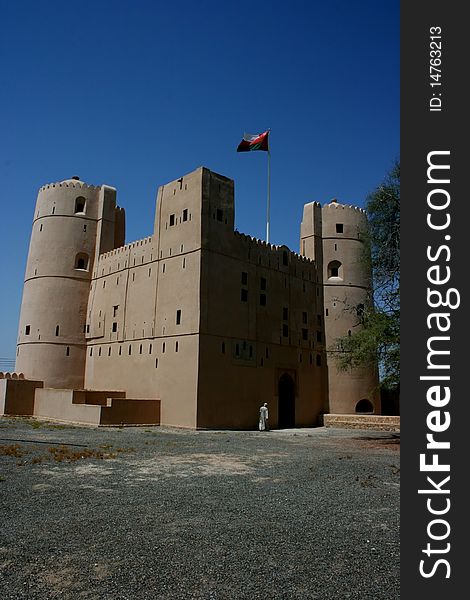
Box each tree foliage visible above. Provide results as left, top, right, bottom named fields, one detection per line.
left=334, top=161, right=400, bottom=390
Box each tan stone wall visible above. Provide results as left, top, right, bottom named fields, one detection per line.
left=16, top=179, right=123, bottom=388
left=321, top=201, right=380, bottom=413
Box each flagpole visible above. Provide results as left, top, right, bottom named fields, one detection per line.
left=266, top=148, right=271, bottom=244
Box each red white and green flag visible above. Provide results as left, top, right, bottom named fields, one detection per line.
left=236, top=130, right=270, bottom=152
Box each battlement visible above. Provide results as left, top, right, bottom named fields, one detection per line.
left=99, top=235, right=154, bottom=261
left=39, top=180, right=101, bottom=193
left=93, top=236, right=156, bottom=278
left=233, top=231, right=314, bottom=267
left=322, top=200, right=366, bottom=214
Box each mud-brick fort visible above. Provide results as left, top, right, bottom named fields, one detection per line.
left=0, top=167, right=382, bottom=428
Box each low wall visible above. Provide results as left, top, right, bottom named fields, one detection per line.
left=34, top=389, right=102, bottom=425
left=0, top=378, right=44, bottom=415
left=73, top=390, right=126, bottom=406
left=100, top=398, right=160, bottom=425
left=322, top=413, right=400, bottom=432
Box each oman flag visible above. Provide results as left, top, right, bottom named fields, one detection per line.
left=236, top=130, right=270, bottom=152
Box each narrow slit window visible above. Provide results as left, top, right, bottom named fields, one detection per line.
left=176, top=310, right=182, bottom=325
left=112, top=322, right=117, bottom=332
left=183, top=209, right=188, bottom=222
left=25, top=325, right=31, bottom=335
left=66, top=347, right=70, bottom=356
left=169, top=214, right=175, bottom=226
left=55, top=325, right=60, bottom=336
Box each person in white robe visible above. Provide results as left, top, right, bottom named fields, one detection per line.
left=259, top=403, right=269, bottom=431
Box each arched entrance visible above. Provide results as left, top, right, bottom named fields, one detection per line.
left=355, top=398, right=374, bottom=413
left=278, top=373, right=295, bottom=428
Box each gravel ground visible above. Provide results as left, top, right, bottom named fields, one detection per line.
left=0, top=417, right=399, bottom=600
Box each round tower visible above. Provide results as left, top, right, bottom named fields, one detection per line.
left=15, top=177, right=119, bottom=388
left=321, top=199, right=380, bottom=414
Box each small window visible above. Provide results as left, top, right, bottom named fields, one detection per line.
left=221, top=342, right=225, bottom=354
left=86, top=324, right=90, bottom=333
left=55, top=325, right=60, bottom=337
left=282, top=307, right=288, bottom=320
left=282, top=324, right=289, bottom=337
left=155, top=358, right=158, bottom=368
left=90, top=348, right=93, bottom=357
left=260, top=293, right=266, bottom=306
left=302, top=328, right=308, bottom=341
left=282, top=251, right=288, bottom=266
left=176, top=310, right=182, bottom=325
left=112, top=322, right=117, bottom=333
left=108, top=347, right=111, bottom=356
left=260, top=277, right=267, bottom=290
left=99, top=347, right=102, bottom=357
left=83, top=224, right=87, bottom=232
left=66, top=347, right=70, bottom=356
left=325, top=309, right=329, bottom=317
left=336, top=223, right=344, bottom=233
left=139, top=344, right=143, bottom=354
left=328, top=260, right=342, bottom=279
left=128, top=345, right=132, bottom=355
left=75, top=197, right=86, bottom=213
left=39, top=224, right=43, bottom=232
left=183, top=209, right=188, bottom=222
left=175, top=341, right=179, bottom=352
left=217, top=208, right=223, bottom=222
left=241, top=272, right=248, bottom=285
left=75, top=253, right=89, bottom=271
left=25, top=325, right=31, bottom=335
left=113, top=305, right=119, bottom=317
left=302, top=311, right=308, bottom=324
left=348, top=330, right=352, bottom=337
left=169, top=214, right=175, bottom=226
left=241, top=289, right=248, bottom=302
left=317, top=315, right=322, bottom=326
left=316, top=331, right=322, bottom=343
left=235, top=343, right=240, bottom=356
left=162, top=342, right=166, bottom=353
left=149, top=344, right=152, bottom=354
left=119, top=346, right=122, bottom=356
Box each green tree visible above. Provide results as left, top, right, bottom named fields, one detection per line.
left=334, top=161, right=400, bottom=390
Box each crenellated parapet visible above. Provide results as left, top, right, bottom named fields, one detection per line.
left=39, top=180, right=101, bottom=193
left=233, top=231, right=314, bottom=265
left=94, top=236, right=156, bottom=278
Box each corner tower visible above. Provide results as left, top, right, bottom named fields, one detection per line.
left=321, top=199, right=379, bottom=414
left=16, top=177, right=125, bottom=388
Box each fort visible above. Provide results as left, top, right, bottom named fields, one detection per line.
left=1, top=166, right=381, bottom=428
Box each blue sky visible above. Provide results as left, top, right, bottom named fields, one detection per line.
left=0, top=0, right=399, bottom=359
